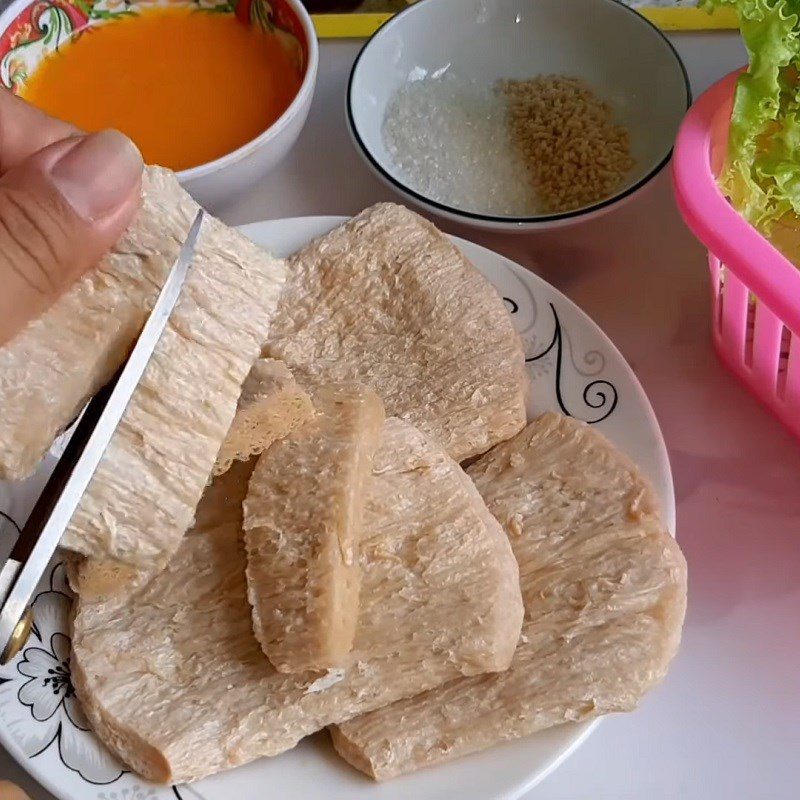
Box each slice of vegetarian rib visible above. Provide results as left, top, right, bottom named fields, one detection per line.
left=70, top=418, right=523, bottom=784
left=243, top=383, right=384, bottom=672
left=50, top=170, right=285, bottom=567
left=67, top=362, right=311, bottom=600
left=0, top=167, right=280, bottom=480
left=330, top=412, right=688, bottom=781
left=265, top=202, right=528, bottom=463
left=213, top=357, right=314, bottom=477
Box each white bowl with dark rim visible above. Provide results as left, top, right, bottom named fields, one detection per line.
left=0, top=0, right=318, bottom=212
left=347, top=0, right=690, bottom=232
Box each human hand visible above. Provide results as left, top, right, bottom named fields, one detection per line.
left=0, top=780, right=30, bottom=799
left=0, top=89, right=143, bottom=345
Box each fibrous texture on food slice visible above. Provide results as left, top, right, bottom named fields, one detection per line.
left=265, top=203, right=528, bottom=462
left=70, top=418, right=523, bottom=784
left=213, top=358, right=313, bottom=476
left=0, top=167, right=278, bottom=480
left=331, top=412, right=688, bottom=780
left=54, top=172, right=285, bottom=567
left=66, top=458, right=257, bottom=606
left=244, top=383, right=385, bottom=672
left=65, top=362, right=304, bottom=600
left=65, top=555, right=149, bottom=607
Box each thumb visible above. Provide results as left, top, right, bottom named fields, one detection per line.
left=0, top=129, right=143, bottom=345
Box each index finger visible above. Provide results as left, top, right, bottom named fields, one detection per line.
left=0, top=88, right=79, bottom=174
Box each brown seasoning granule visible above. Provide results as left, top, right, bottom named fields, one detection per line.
left=499, top=76, right=635, bottom=213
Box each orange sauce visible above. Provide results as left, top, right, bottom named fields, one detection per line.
left=21, top=7, right=303, bottom=171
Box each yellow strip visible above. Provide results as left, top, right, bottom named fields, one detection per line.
left=311, top=6, right=739, bottom=39
left=312, top=13, right=392, bottom=38
left=640, top=7, right=739, bottom=30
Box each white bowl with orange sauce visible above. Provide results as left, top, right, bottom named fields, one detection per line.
left=0, top=0, right=318, bottom=212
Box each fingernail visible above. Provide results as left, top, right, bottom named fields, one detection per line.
left=48, top=130, right=143, bottom=221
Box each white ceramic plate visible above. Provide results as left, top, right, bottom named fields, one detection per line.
left=0, top=217, right=675, bottom=800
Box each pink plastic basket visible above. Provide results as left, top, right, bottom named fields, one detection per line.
left=673, top=71, right=800, bottom=440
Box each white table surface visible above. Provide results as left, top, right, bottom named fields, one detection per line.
left=5, top=29, right=800, bottom=800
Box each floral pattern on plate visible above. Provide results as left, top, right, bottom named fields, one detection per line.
left=0, top=563, right=125, bottom=785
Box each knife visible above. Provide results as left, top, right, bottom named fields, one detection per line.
left=0, top=208, right=205, bottom=664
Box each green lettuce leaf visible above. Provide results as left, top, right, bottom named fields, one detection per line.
left=704, top=0, right=800, bottom=231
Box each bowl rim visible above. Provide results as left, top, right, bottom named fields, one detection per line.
left=0, top=0, right=319, bottom=181
left=346, top=0, right=692, bottom=225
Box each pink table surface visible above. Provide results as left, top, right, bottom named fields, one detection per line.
left=3, top=31, right=798, bottom=800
